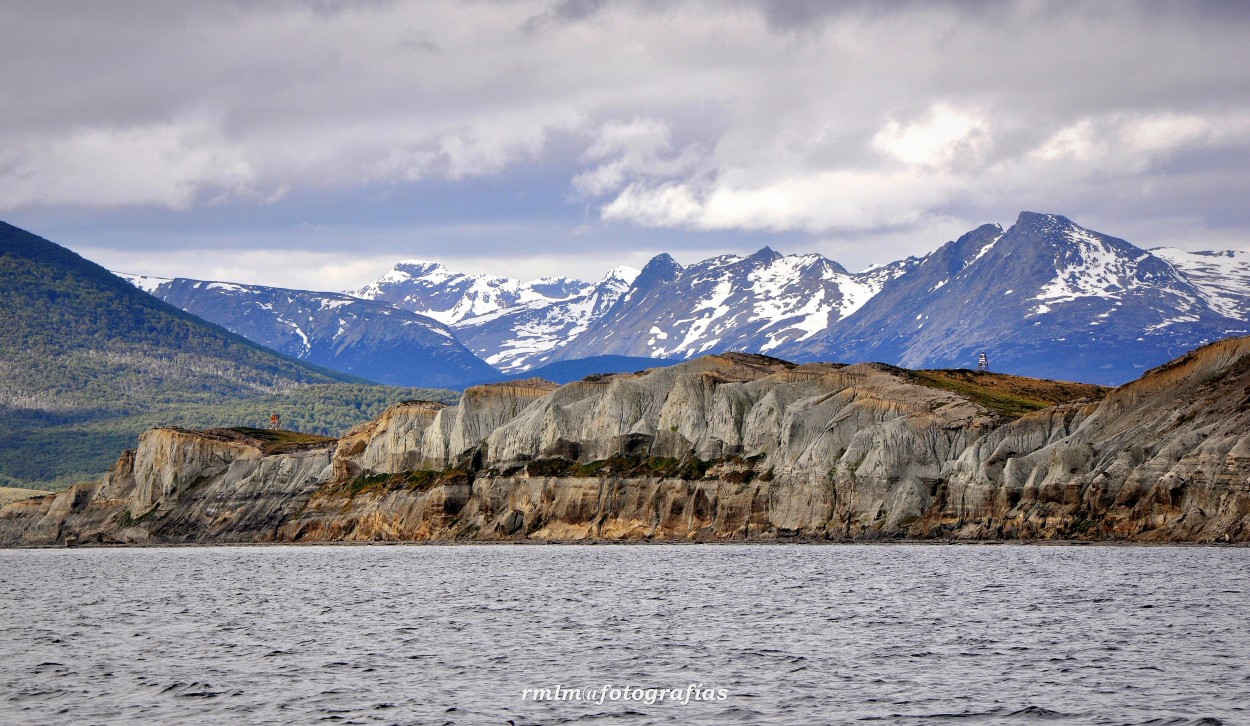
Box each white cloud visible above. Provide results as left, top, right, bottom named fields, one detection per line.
left=573, top=118, right=707, bottom=197
left=1123, top=114, right=1212, bottom=152
left=872, top=104, right=990, bottom=167
left=1032, top=120, right=1102, bottom=162
left=1028, top=111, right=1250, bottom=178
left=602, top=182, right=704, bottom=227
left=583, top=118, right=673, bottom=162
left=0, top=119, right=257, bottom=209
left=91, top=248, right=404, bottom=292
left=812, top=214, right=979, bottom=273
left=601, top=166, right=959, bottom=233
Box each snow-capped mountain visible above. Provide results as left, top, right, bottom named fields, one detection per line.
left=1152, top=247, right=1250, bottom=320
left=116, top=211, right=1250, bottom=388
left=776, top=212, right=1246, bottom=384
left=542, top=247, right=917, bottom=364
left=353, top=250, right=915, bottom=372
left=453, top=266, right=640, bottom=371
left=117, top=274, right=501, bottom=389
left=351, top=260, right=592, bottom=325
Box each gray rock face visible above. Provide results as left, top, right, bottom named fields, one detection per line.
left=4, top=339, right=1249, bottom=546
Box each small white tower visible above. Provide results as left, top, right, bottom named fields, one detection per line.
left=977, top=352, right=989, bottom=372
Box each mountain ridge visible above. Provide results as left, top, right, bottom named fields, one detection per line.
left=351, top=259, right=599, bottom=326
left=70, top=211, right=1250, bottom=386
left=118, top=274, right=502, bottom=389
left=776, top=212, right=1245, bottom=383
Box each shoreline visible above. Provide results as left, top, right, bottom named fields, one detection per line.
left=6, top=537, right=1246, bottom=551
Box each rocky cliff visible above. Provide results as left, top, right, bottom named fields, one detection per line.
left=4, top=338, right=1249, bottom=546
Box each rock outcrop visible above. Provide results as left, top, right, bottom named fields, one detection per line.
left=4, top=340, right=1249, bottom=546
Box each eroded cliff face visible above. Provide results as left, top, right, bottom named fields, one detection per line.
left=3, top=343, right=1248, bottom=546
left=925, top=338, right=1250, bottom=541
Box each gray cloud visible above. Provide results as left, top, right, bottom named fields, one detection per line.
left=1, top=0, right=1248, bottom=285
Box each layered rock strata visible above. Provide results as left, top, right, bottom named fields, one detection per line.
left=4, top=340, right=1249, bottom=545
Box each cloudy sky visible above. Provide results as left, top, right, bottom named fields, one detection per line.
left=2, top=0, right=1248, bottom=288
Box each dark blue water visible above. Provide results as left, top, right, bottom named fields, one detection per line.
left=0, top=544, right=1246, bottom=725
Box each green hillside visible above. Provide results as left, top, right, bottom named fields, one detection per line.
left=0, top=221, right=457, bottom=489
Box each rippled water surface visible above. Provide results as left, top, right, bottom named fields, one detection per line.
left=1, top=544, right=1247, bottom=725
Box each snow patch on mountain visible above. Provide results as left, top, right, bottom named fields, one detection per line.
left=116, top=273, right=172, bottom=295
left=203, top=282, right=251, bottom=293
left=746, top=254, right=894, bottom=352
left=284, top=318, right=311, bottom=353
left=1029, top=217, right=1201, bottom=321
left=965, top=231, right=1004, bottom=268
left=453, top=266, right=640, bottom=372
left=352, top=260, right=594, bottom=325
left=1153, top=247, right=1250, bottom=321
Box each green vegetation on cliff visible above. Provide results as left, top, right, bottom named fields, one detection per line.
left=899, top=368, right=1108, bottom=418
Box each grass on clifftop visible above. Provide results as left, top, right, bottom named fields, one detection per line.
left=177, top=427, right=338, bottom=456
left=225, top=428, right=336, bottom=455
left=905, top=369, right=1109, bottom=418
left=0, top=486, right=51, bottom=506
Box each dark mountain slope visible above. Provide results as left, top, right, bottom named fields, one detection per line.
left=0, top=221, right=353, bottom=411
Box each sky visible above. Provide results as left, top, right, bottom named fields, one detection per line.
left=2, top=0, right=1249, bottom=289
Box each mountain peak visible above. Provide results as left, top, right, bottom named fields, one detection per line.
left=602, top=266, right=641, bottom=285
left=748, top=246, right=781, bottom=263
left=394, top=259, right=446, bottom=272
left=638, top=253, right=683, bottom=277
left=1014, top=211, right=1075, bottom=230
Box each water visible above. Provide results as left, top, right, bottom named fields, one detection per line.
left=0, top=544, right=1246, bottom=725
